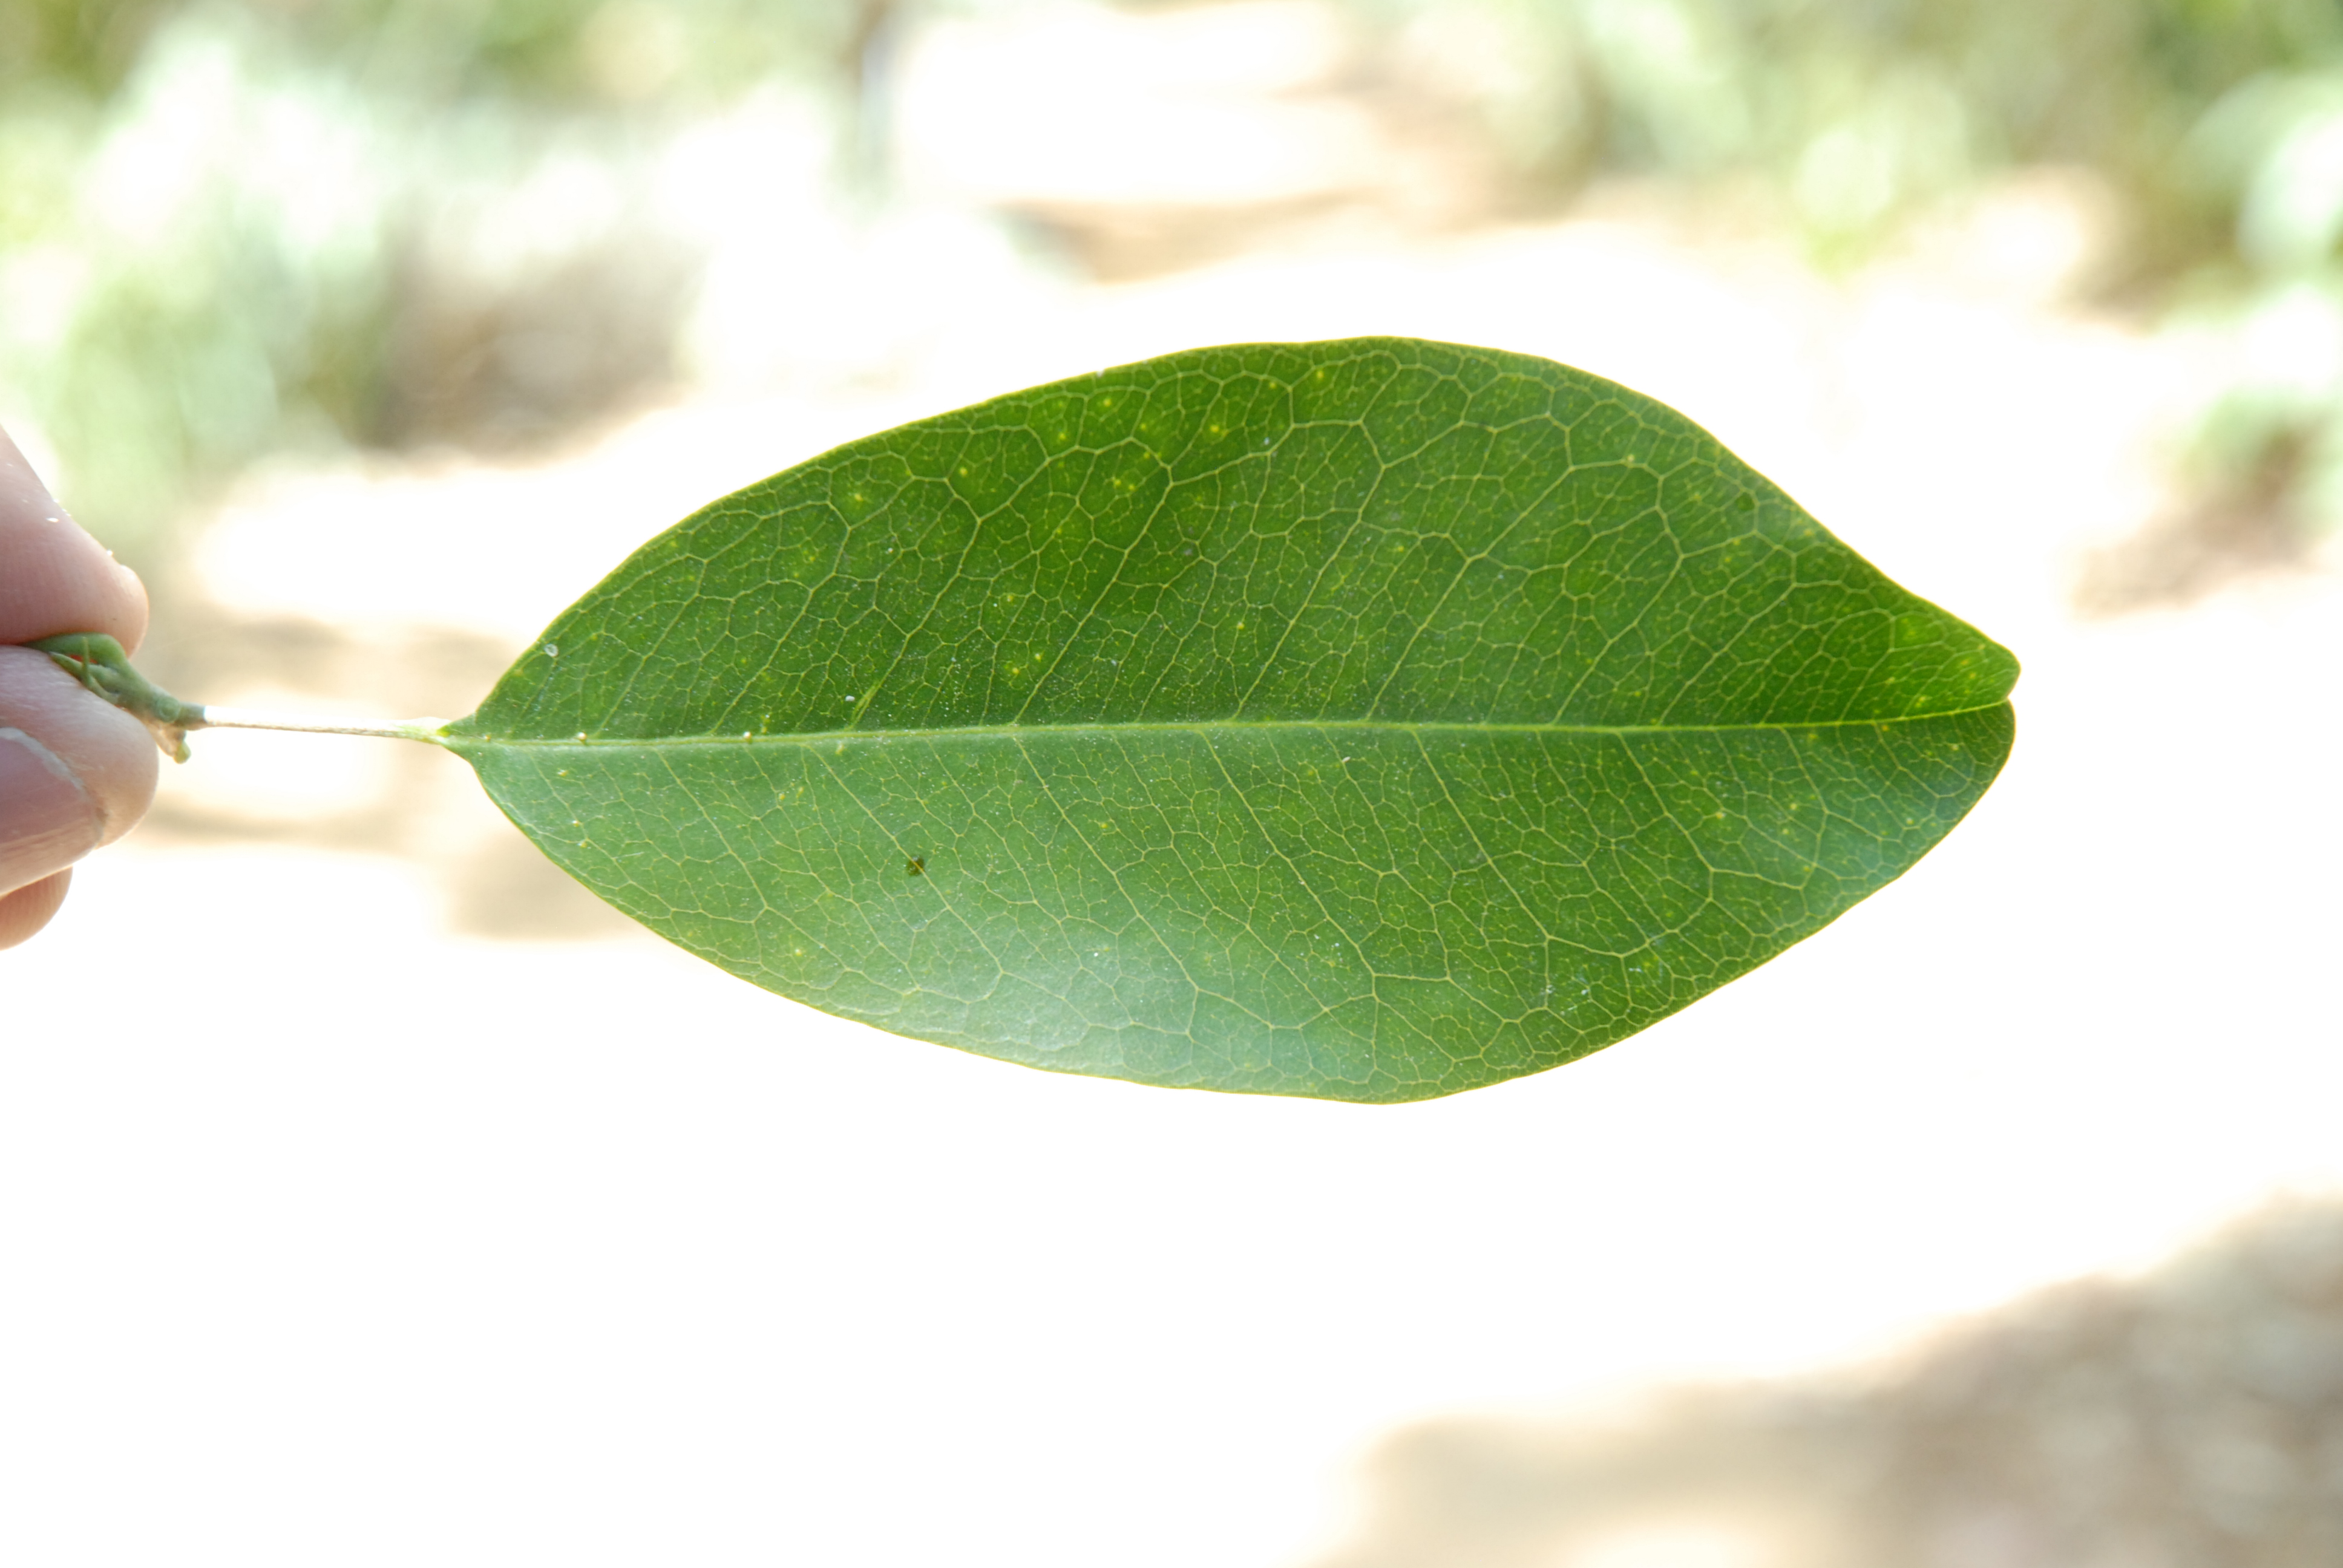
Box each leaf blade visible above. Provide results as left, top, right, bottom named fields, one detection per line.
left=450, top=338, right=2016, bottom=1102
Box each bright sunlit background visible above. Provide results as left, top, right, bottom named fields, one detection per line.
left=4, top=2, right=2342, bottom=1565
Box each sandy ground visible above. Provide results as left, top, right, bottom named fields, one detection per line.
left=5, top=9, right=2342, bottom=1564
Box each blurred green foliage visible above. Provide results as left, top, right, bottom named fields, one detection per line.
left=0, top=0, right=877, bottom=558
left=6, top=0, right=2343, bottom=562
left=1368, top=0, right=2343, bottom=551
left=1374, top=0, right=2340, bottom=264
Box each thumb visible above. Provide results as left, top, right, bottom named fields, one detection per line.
left=0, top=644, right=159, bottom=945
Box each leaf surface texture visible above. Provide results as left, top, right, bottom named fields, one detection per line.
left=450, top=339, right=2016, bottom=1101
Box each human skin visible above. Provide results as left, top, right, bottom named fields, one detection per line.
left=0, top=425, right=157, bottom=949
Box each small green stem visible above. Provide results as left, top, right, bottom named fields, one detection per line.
left=194, top=705, right=449, bottom=745
left=25, top=633, right=445, bottom=760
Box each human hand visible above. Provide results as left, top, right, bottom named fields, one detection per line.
left=0, top=425, right=158, bottom=949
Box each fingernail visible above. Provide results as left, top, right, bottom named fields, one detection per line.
left=0, top=727, right=101, bottom=895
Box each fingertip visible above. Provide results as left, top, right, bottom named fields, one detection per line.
left=112, top=555, right=152, bottom=656
left=0, top=869, right=71, bottom=950
left=0, top=646, right=159, bottom=869
left=0, top=423, right=150, bottom=649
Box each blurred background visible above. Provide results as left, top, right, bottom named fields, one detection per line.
left=4, top=1, right=2341, bottom=1564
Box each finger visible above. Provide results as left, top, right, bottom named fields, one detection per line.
left=0, top=870, right=71, bottom=950
left=0, top=425, right=149, bottom=653
left=0, top=645, right=159, bottom=898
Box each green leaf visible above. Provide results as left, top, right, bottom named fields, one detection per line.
left=446, top=338, right=2016, bottom=1103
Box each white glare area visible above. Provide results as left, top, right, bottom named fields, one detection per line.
left=7, top=5, right=2343, bottom=1568
left=896, top=1, right=1381, bottom=207
left=193, top=414, right=814, bottom=645
left=1556, top=1520, right=1786, bottom=1568
left=86, top=21, right=385, bottom=256
left=160, top=692, right=402, bottom=825
left=448, top=152, right=631, bottom=290
left=2238, top=278, right=2343, bottom=399
left=0, top=245, right=91, bottom=360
